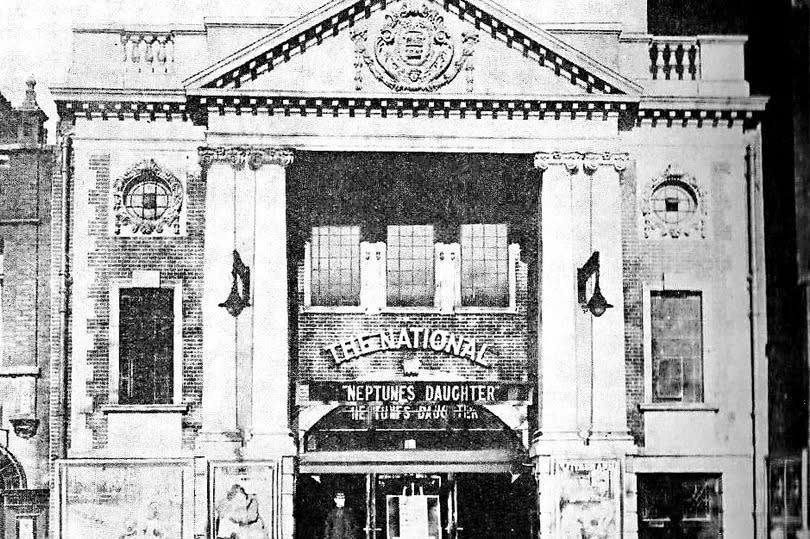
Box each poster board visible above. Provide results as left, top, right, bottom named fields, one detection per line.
left=386, top=494, right=440, bottom=539
left=210, top=461, right=283, bottom=539
left=58, top=459, right=193, bottom=539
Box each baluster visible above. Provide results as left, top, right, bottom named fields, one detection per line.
left=121, top=34, right=130, bottom=63
left=137, top=37, right=148, bottom=72
left=144, top=35, right=155, bottom=73
left=674, top=44, right=685, bottom=80
left=155, top=36, right=167, bottom=73
left=662, top=43, right=672, bottom=80
left=649, top=42, right=659, bottom=80
left=165, top=35, right=175, bottom=74
left=687, top=44, right=698, bottom=80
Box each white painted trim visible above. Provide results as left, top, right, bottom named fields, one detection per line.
left=100, top=404, right=188, bottom=413
left=0, top=366, right=40, bottom=377
left=109, top=277, right=184, bottom=405
left=642, top=274, right=714, bottom=406
left=508, top=243, right=520, bottom=310
left=303, top=242, right=312, bottom=307
left=638, top=402, right=718, bottom=413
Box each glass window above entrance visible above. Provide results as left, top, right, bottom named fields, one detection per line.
left=460, top=224, right=508, bottom=307
left=312, top=226, right=362, bottom=306
left=387, top=225, right=435, bottom=307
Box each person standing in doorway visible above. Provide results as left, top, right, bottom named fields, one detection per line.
left=323, top=492, right=359, bottom=539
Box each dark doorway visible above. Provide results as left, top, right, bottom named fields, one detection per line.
left=295, top=472, right=536, bottom=539
left=456, top=473, right=536, bottom=538
left=295, top=474, right=367, bottom=539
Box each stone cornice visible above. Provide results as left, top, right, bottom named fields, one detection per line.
left=534, top=151, right=629, bottom=173
left=198, top=146, right=294, bottom=171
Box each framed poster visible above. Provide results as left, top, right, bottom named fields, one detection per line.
left=58, top=459, right=192, bottom=539
left=554, top=459, right=620, bottom=538
left=210, top=461, right=284, bottom=539
left=386, top=494, right=440, bottom=539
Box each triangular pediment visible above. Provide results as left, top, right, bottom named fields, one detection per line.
left=184, top=0, right=641, bottom=98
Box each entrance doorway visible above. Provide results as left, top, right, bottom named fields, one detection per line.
left=295, top=472, right=536, bottom=539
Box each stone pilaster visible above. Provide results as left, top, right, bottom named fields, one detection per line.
left=245, top=148, right=296, bottom=457
left=533, top=150, right=634, bottom=538
left=533, top=151, right=631, bottom=448
left=196, top=148, right=241, bottom=457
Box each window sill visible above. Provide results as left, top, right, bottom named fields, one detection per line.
left=300, top=305, right=518, bottom=315
left=638, top=402, right=719, bottom=413
left=0, top=365, right=40, bottom=377
left=100, top=404, right=189, bottom=414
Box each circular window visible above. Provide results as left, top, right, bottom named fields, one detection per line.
left=650, top=180, right=698, bottom=226
left=124, top=175, right=171, bottom=220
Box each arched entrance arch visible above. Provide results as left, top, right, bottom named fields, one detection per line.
left=297, top=403, right=535, bottom=538
left=0, top=447, right=26, bottom=491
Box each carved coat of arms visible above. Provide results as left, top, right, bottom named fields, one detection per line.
left=353, top=3, right=478, bottom=92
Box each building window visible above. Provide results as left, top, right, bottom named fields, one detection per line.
left=638, top=474, right=722, bottom=538
left=651, top=290, right=704, bottom=402
left=311, top=226, right=361, bottom=306
left=112, top=159, right=184, bottom=236
left=651, top=180, right=697, bottom=225
left=769, top=455, right=803, bottom=537
left=642, top=164, right=706, bottom=239
left=118, top=288, right=174, bottom=405
left=386, top=225, right=435, bottom=307
left=460, top=223, right=508, bottom=307
left=125, top=178, right=171, bottom=221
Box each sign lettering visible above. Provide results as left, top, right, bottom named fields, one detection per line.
left=324, top=327, right=492, bottom=366
left=307, top=382, right=529, bottom=403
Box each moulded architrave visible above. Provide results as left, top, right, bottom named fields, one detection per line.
left=108, top=278, right=184, bottom=407
left=205, top=112, right=623, bottom=154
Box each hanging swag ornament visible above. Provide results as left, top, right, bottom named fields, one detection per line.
left=219, top=250, right=251, bottom=317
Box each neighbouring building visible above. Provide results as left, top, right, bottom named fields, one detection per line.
left=765, top=1, right=810, bottom=538
left=48, top=0, right=768, bottom=537
left=0, top=80, right=54, bottom=539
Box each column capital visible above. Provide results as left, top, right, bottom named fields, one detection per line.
left=534, top=152, right=630, bottom=174
left=198, top=146, right=295, bottom=172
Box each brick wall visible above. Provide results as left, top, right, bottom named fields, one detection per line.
left=0, top=145, right=54, bottom=488
left=621, top=135, right=752, bottom=449
left=74, top=152, right=204, bottom=449
left=622, top=162, right=644, bottom=444
left=296, top=259, right=530, bottom=384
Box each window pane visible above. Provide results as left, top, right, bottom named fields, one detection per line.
left=119, top=288, right=174, bottom=405
left=387, top=225, right=434, bottom=306
left=311, top=226, right=361, bottom=306
left=651, top=291, right=703, bottom=403
left=638, top=474, right=722, bottom=537
left=461, top=224, right=508, bottom=307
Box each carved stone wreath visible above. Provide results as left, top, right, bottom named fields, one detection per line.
left=641, top=164, right=706, bottom=239
left=351, top=3, right=479, bottom=92
left=113, top=159, right=184, bottom=236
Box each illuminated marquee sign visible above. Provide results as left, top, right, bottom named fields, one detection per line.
left=307, top=382, right=529, bottom=403
left=324, top=327, right=492, bottom=366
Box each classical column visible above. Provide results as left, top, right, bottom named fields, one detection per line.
left=535, top=153, right=579, bottom=438
left=534, top=152, right=631, bottom=448
left=589, top=156, right=631, bottom=437
left=197, top=148, right=241, bottom=456
left=245, top=148, right=296, bottom=457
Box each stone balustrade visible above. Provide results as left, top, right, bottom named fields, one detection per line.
left=648, top=37, right=700, bottom=81
left=121, top=32, right=175, bottom=74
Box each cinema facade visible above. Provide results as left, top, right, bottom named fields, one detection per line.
left=48, top=0, right=768, bottom=537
